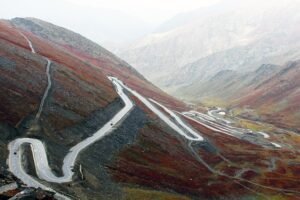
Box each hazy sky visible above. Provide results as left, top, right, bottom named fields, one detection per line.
left=1, top=0, right=296, bottom=50
left=1, top=0, right=219, bottom=23
left=0, top=0, right=221, bottom=48
left=64, top=0, right=220, bottom=23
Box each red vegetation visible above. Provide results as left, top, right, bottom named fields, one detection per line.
left=110, top=122, right=246, bottom=198
left=235, top=61, right=300, bottom=131
left=1, top=19, right=300, bottom=199
left=53, top=43, right=186, bottom=111
left=0, top=21, right=117, bottom=132
left=0, top=39, right=46, bottom=126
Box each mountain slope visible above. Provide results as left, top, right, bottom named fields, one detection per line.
left=0, top=19, right=187, bottom=199
left=10, top=17, right=183, bottom=109
left=1, top=18, right=300, bottom=200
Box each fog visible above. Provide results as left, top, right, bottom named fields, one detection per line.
left=0, top=0, right=297, bottom=50
left=0, top=0, right=218, bottom=48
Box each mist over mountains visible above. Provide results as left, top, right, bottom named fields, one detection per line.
left=119, top=0, right=300, bottom=95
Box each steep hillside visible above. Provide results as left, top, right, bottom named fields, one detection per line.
left=120, top=0, right=300, bottom=91
left=11, top=17, right=183, bottom=109
left=1, top=18, right=300, bottom=200
left=0, top=19, right=119, bottom=168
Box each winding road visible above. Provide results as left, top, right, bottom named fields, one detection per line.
left=10, top=30, right=71, bottom=200
left=7, top=38, right=204, bottom=198
left=8, top=76, right=204, bottom=198
left=109, top=77, right=203, bottom=142
left=182, top=110, right=282, bottom=148
left=150, top=99, right=203, bottom=141
left=11, top=31, right=204, bottom=197
left=208, top=107, right=231, bottom=124
left=19, top=30, right=52, bottom=122
left=9, top=29, right=290, bottom=200
left=8, top=77, right=134, bottom=184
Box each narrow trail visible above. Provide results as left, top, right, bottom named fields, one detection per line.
left=13, top=29, right=71, bottom=200
left=234, top=180, right=270, bottom=200
left=17, top=31, right=36, bottom=54
left=35, top=58, right=52, bottom=121
left=17, top=30, right=52, bottom=123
